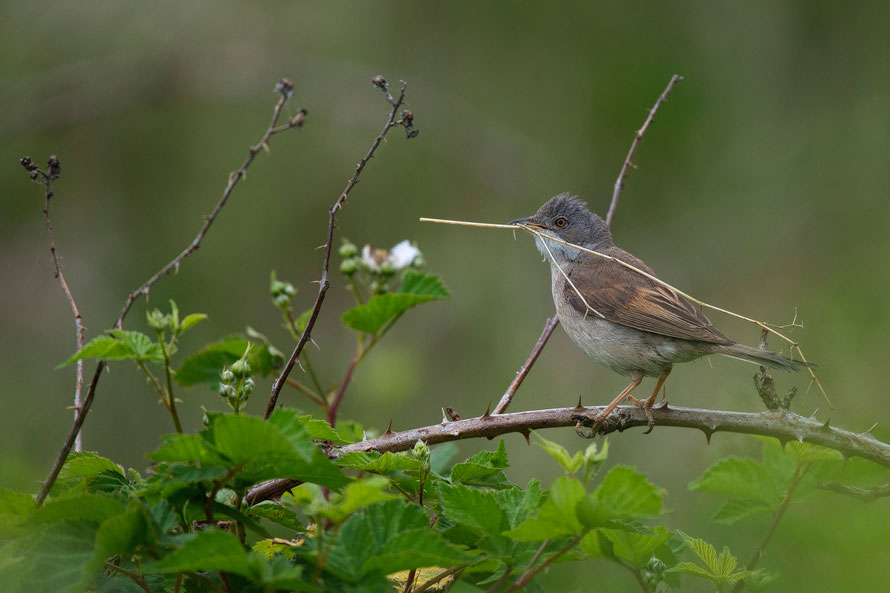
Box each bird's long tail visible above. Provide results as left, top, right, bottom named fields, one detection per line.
left=714, top=343, right=815, bottom=372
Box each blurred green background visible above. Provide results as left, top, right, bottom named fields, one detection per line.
left=3, top=1, right=889, bottom=590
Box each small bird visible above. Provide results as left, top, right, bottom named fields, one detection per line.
left=510, top=193, right=810, bottom=431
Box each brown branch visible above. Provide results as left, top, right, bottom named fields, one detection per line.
left=265, top=76, right=412, bottom=419
left=502, top=534, right=585, bottom=593
left=819, top=482, right=890, bottom=502
left=494, top=316, right=560, bottom=415
left=245, top=403, right=890, bottom=505
left=327, top=343, right=361, bottom=425
left=104, top=562, right=153, bottom=593
left=34, top=79, right=305, bottom=505
left=606, top=74, right=683, bottom=227
left=21, top=156, right=87, bottom=452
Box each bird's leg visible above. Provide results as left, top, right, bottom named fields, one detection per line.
left=628, top=368, right=671, bottom=433
left=593, top=372, right=643, bottom=429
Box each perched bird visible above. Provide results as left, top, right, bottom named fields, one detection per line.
left=510, top=193, right=810, bottom=430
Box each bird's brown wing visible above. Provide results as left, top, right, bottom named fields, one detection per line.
left=562, top=247, right=732, bottom=344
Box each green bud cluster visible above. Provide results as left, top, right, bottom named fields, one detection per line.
left=146, top=309, right=171, bottom=331
left=270, top=271, right=297, bottom=311
left=339, top=241, right=360, bottom=278
left=218, top=349, right=254, bottom=413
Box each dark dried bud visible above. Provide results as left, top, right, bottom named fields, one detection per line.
left=290, top=108, right=308, bottom=128
left=20, top=156, right=37, bottom=172
left=405, top=128, right=419, bottom=140
left=371, top=75, right=387, bottom=88
left=276, top=78, right=295, bottom=97
left=401, top=110, right=414, bottom=126
left=47, top=155, right=61, bottom=179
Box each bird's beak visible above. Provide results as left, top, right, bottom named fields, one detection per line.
left=508, top=216, right=547, bottom=229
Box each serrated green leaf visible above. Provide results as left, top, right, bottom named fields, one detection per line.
left=31, top=493, right=125, bottom=525
left=398, top=270, right=450, bottom=298
left=300, top=415, right=350, bottom=443
left=327, top=500, right=471, bottom=582
left=601, top=526, right=672, bottom=568
left=337, top=451, right=424, bottom=473
left=437, top=482, right=506, bottom=535
left=744, top=568, right=782, bottom=592
left=179, top=313, right=208, bottom=333
left=666, top=561, right=716, bottom=580
left=176, top=337, right=279, bottom=387
left=81, top=507, right=149, bottom=589
left=107, top=330, right=165, bottom=363
left=21, top=520, right=97, bottom=593
left=58, top=452, right=124, bottom=481
left=58, top=335, right=139, bottom=368
left=341, top=294, right=432, bottom=334
left=152, top=529, right=248, bottom=574
left=450, top=440, right=511, bottom=487
left=591, top=466, right=663, bottom=520
left=148, top=434, right=226, bottom=465
left=689, top=457, right=782, bottom=507
left=323, top=477, right=400, bottom=523
left=532, top=432, right=583, bottom=475
left=505, top=476, right=586, bottom=541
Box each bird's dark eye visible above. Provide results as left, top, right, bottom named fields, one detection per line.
left=553, top=216, right=568, bottom=228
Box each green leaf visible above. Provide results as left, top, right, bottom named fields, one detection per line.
left=689, top=457, right=782, bottom=507
left=399, top=270, right=450, bottom=298
left=179, top=313, right=208, bottom=333
left=148, top=434, right=226, bottom=466
left=176, top=336, right=280, bottom=387
left=108, top=330, right=165, bottom=363
left=0, top=489, right=37, bottom=537
left=152, top=529, right=249, bottom=575
left=58, top=331, right=163, bottom=367
left=668, top=531, right=749, bottom=586
left=711, top=498, right=773, bottom=525
left=341, top=272, right=449, bottom=334
left=81, top=506, right=149, bottom=589
left=301, top=415, right=350, bottom=443
left=601, top=525, right=672, bottom=568
left=450, top=440, right=511, bottom=487
left=336, top=451, right=424, bottom=473
left=590, top=466, right=663, bottom=520
left=58, top=452, right=124, bottom=481
left=437, top=482, right=506, bottom=535
left=31, top=493, right=125, bottom=525
left=505, top=476, right=586, bottom=541
left=327, top=500, right=471, bottom=582
left=532, top=432, right=583, bottom=475
left=21, top=520, right=97, bottom=593
left=322, top=477, right=400, bottom=523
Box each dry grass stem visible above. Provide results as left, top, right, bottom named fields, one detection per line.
left=420, top=216, right=830, bottom=407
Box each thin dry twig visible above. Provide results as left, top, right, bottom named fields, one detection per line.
left=502, top=534, right=585, bottom=593
left=246, top=403, right=890, bottom=505
left=33, top=79, right=306, bottom=505
left=265, top=75, right=415, bottom=420
left=606, top=74, right=683, bottom=227
left=21, top=155, right=86, bottom=451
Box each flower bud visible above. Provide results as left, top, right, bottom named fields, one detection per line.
left=340, top=258, right=359, bottom=277
left=339, top=241, right=358, bottom=259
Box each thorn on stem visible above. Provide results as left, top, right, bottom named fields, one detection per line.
left=574, top=396, right=584, bottom=410
left=481, top=402, right=492, bottom=418
left=384, top=419, right=393, bottom=435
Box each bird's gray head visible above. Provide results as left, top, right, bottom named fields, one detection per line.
left=509, top=193, right=613, bottom=262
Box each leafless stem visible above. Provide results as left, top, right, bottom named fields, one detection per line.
left=493, top=316, right=560, bottom=415
left=606, top=74, right=683, bottom=227
left=484, top=564, right=514, bottom=593
left=33, top=79, right=305, bottom=505
left=412, top=564, right=467, bottom=593
left=21, top=156, right=86, bottom=451
left=246, top=402, right=890, bottom=505
left=266, top=76, right=412, bottom=419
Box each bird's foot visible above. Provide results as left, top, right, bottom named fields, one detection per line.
left=572, top=410, right=618, bottom=438
left=628, top=395, right=656, bottom=434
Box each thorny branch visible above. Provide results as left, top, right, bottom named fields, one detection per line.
left=33, top=79, right=306, bottom=505
left=20, top=156, right=86, bottom=452
left=265, top=75, right=417, bottom=420
left=245, top=402, right=890, bottom=505
left=491, top=75, right=682, bottom=416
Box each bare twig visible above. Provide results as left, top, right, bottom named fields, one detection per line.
left=34, top=79, right=305, bottom=505
left=412, top=564, right=467, bottom=593
left=21, top=156, right=86, bottom=451
left=246, top=403, right=890, bottom=505
left=818, top=482, right=890, bottom=502
left=606, top=74, right=683, bottom=227
left=493, top=316, right=560, bottom=415
left=328, top=343, right=361, bottom=425
left=266, top=76, right=414, bottom=420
